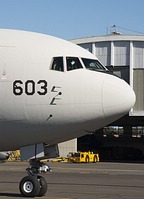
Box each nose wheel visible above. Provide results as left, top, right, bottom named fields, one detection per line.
left=19, top=176, right=40, bottom=197
left=37, top=176, right=48, bottom=197
left=19, top=175, right=48, bottom=197
left=19, top=160, right=51, bottom=197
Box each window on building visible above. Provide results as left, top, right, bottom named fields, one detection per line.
left=132, top=126, right=144, bottom=137
left=103, top=126, right=124, bottom=137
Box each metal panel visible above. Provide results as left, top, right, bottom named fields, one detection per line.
left=133, top=42, right=144, bottom=68
left=95, top=42, right=110, bottom=66
left=79, top=43, right=92, bottom=53
left=107, top=66, right=129, bottom=83
left=133, top=69, right=144, bottom=113
left=114, top=41, right=130, bottom=66
left=20, top=143, right=44, bottom=160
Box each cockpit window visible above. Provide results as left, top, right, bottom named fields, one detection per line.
left=51, top=57, right=64, bottom=72
left=82, top=58, right=106, bottom=71
left=66, top=57, right=83, bottom=71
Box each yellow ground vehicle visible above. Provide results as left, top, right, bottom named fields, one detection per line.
left=7, top=150, right=20, bottom=161
left=68, top=151, right=99, bottom=163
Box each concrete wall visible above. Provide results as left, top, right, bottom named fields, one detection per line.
left=58, top=139, right=77, bottom=157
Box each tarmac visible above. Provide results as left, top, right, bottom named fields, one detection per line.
left=0, top=161, right=144, bottom=199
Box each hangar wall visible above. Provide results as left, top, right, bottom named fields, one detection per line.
left=58, top=139, right=77, bottom=158
left=59, top=34, right=144, bottom=159
left=69, top=34, right=144, bottom=160
left=70, top=34, right=144, bottom=117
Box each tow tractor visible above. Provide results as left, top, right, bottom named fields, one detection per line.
left=68, top=151, right=99, bottom=163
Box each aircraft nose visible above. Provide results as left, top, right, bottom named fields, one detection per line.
left=102, top=76, right=136, bottom=123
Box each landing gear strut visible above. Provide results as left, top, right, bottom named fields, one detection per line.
left=19, top=159, right=52, bottom=197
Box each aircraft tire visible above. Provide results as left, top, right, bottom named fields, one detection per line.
left=19, top=176, right=40, bottom=197
left=37, top=175, right=48, bottom=197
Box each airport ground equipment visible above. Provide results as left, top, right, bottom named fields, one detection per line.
left=8, top=150, right=20, bottom=161
left=68, top=151, right=99, bottom=163
left=51, top=157, right=67, bottom=162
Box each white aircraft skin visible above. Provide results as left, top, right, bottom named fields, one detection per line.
left=0, top=29, right=135, bottom=197
left=0, top=29, right=135, bottom=151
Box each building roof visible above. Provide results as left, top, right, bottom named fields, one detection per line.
left=70, top=34, right=144, bottom=44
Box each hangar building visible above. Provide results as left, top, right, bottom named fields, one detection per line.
left=69, top=33, right=144, bottom=160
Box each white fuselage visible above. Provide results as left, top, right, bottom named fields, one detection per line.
left=0, top=30, right=135, bottom=151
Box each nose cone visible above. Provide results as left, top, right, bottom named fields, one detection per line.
left=102, top=76, right=136, bottom=123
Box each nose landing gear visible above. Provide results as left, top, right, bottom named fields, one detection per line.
left=19, top=160, right=51, bottom=197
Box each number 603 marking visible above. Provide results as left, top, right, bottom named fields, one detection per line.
left=13, top=80, right=47, bottom=95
